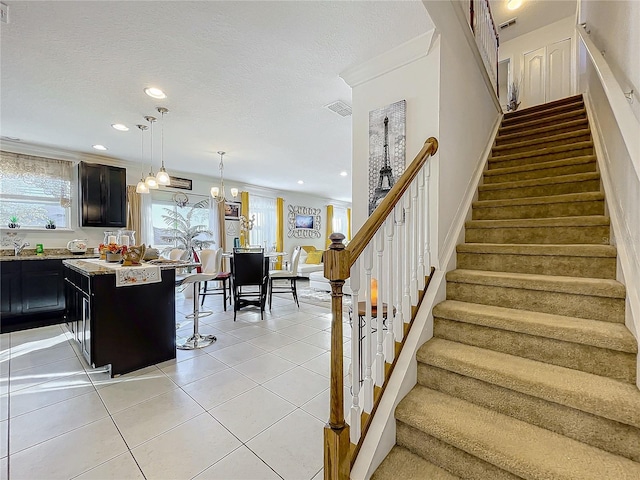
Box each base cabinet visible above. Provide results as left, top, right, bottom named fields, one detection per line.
left=64, top=265, right=176, bottom=376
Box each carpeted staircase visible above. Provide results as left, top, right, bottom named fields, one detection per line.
left=372, top=95, right=640, bottom=479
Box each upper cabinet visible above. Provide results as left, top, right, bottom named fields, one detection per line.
left=79, top=162, right=127, bottom=227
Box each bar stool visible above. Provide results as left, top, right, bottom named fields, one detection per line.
left=175, top=272, right=218, bottom=349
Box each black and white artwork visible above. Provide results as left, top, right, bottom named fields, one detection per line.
left=368, top=99, right=406, bottom=215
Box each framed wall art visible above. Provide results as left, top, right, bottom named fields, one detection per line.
left=287, top=204, right=321, bottom=238
left=368, top=99, right=406, bottom=215
left=224, top=201, right=241, bottom=220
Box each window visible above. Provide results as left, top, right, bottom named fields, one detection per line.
left=149, top=191, right=215, bottom=251
left=332, top=206, right=349, bottom=238
left=249, top=194, right=277, bottom=249
left=0, top=152, right=72, bottom=228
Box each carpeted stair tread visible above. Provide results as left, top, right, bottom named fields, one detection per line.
left=466, top=215, right=610, bottom=230
left=492, top=129, right=591, bottom=155
left=473, top=191, right=604, bottom=209
left=456, top=242, right=616, bottom=258
left=479, top=172, right=600, bottom=193
left=372, top=446, right=461, bottom=480
left=503, top=94, right=583, bottom=119
left=498, top=109, right=587, bottom=134
left=501, top=100, right=586, bottom=126
left=446, top=269, right=625, bottom=298
left=396, top=385, right=640, bottom=480
left=495, top=118, right=589, bottom=145
left=433, top=300, right=637, bottom=353
left=483, top=155, right=596, bottom=178
left=488, top=141, right=593, bottom=164
left=416, top=339, right=640, bottom=429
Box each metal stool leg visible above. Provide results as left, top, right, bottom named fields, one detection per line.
left=177, top=281, right=217, bottom=350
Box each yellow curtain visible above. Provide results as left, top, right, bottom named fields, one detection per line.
left=276, top=197, right=284, bottom=269
left=126, top=185, right=141, bottom=244
left=347, top=207, right=352, bottom=241
left=241, top=191, right=249, bottom=218
left=217, top=201, right=226, bottom=252
left=326, top=204, right=334, bottom=249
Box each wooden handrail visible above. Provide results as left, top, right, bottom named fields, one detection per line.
left=346, top=137, right=438, bottom=265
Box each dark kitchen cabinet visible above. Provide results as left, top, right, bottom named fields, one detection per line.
left=1, top=259, right=66, bottom=332
left=79, top=161, right=127, bottom=227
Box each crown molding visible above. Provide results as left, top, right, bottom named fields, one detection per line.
left=340, top=29, right=438, bottom=88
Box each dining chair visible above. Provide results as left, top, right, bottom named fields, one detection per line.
left=268, top=246, right=302, bottom=309
left=231, top=247, right=268, bottom=321
left=199, top=248, right=232, bottom=310
left=168, top=248, right=186, bottom=260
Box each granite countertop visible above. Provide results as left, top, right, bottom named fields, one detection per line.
left=63, top=258, right=199, bottom=276
left=1, top=249, right=100, bottom=261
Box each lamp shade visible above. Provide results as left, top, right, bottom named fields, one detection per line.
left=230, top=187, right=239, bottom=198
left=210, top=186, right=220, bottom=198
left=145, top=174, right=159, bottom=189
left=156, top=168, right=170, bottom=185
left=136, top=180, right=150, bottom=194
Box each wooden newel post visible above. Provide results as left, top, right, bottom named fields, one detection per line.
left=324, top=232, right=351, bottom=480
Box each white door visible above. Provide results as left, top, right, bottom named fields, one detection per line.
left=521, top=38, right=572, bottom=108
left=523, top=47, right=546, bottom=109
left=546, top=38, right=572, bottom=102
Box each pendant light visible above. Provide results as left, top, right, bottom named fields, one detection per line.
left=144, top=115, right=159, bottom=189
left=210, top=151, right=227, bottom=203
left=136, top=125, right=150, bottom=194
left=155, top=107, right=171, bottom=186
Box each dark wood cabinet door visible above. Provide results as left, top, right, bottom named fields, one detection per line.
left=79, top=162, right=127, bottom=227
left=103, top=165, right=127, bottom=227
left=21, top=260, right=65, bottom=315
left=1, top=262, right=21, bottom=317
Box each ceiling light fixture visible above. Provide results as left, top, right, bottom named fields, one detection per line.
left=144, top=87, right=166, bottom=99
left=111, top=123, right=129, bottom=131
left=144, top=115, right=159, bottom=189
left=92, top=144, right=107, bottom=151
left=340, top=171, right=348, bottom=177
left=136, top=125, right=150, bottom=194
left=155, top=107, right=171, bottom=186
left=210, top=151, right=238, bottom=203
left=507, top=0, right=523, bottom=10
left=297, top=180, right=304, bottom=185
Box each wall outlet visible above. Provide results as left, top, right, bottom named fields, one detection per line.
left=0, top=3, right=8, bottom=24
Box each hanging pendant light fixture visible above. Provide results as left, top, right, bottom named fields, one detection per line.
left=211, top=151, right=228, bottom=203
left=155, top=107, right=171, bottom=186
left=136, top=125, right=150, bottom=194
left=144, top=115, right=159, bottom=189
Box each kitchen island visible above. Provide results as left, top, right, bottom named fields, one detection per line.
left=63, top=258, right=195, bottom=376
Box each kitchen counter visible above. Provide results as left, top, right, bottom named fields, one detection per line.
left=1, top=250, right=100, bottom=261
left=63, top=258, right=198, bottom=275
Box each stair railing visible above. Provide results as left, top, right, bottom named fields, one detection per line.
left=470, top=0, right=499, bottom=95
left=323, top=137, right=438, bottom=479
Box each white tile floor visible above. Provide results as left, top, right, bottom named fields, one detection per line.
left=0, top=286, right=353, bottom=480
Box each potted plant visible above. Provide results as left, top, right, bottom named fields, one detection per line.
left=507, top=80, right=521, bottom=112
left=8, top=216, right=20, bottom=228
left=160, top=199, right=215, bottom=260
left=45, top=219, right=56, bottom=229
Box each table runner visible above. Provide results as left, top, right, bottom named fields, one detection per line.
left=82, top=259, right=162, bottom=287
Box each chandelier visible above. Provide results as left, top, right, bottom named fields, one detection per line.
left=144, top=115, right=159, bottom=189
left=210, top=151, right=239, bottom=203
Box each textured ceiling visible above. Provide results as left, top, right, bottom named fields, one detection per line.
left=489, top=0, right=577, bottom=43
left=0, top=1, right=433, bottom=203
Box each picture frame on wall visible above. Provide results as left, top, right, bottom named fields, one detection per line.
left=224, top=201, right=241, bottom=220
left=168, top=176, right=193, bottom=190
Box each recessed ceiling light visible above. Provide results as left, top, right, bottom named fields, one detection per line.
left=111, top=123, right=129, bottom=131
left=507, top=0, right=523, bottom=10
left=340, top=171, right=348, bottom=177
left=144, top=87, right=166, bottom=99
left=92, top=144, right=108, bottom=151
left=297, top=180, right=304, bottom=185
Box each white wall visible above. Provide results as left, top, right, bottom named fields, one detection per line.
left=0, top=142, right=349, bottom=253
left=499, top=16, right=576, bottom=94
left=428, top=0, right=501, bottom=267
left=342, top=31, right=440, bottom=237
left=579, top=0, right=640, bottom=123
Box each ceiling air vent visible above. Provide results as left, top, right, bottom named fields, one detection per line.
left=499, top=17, right=517, bottom=30
left=325, top=100, right=352, bottom=117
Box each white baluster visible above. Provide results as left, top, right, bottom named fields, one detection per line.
left=363, top=245, right=374, bottom=413
left=410, top=179, right=419, bottom=304
left=384, top=216, right=395, bottom=361
left=424, top=159, right=432, bottom=269
left=349, top=259, right=362, bottom=444
left=375, top=229, right=385, bottom=387
left=402, top=192, right=412, bottom=324
left=417, top=167, right=426, bottom=289
left=394, top=203, right=405, bottom=341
